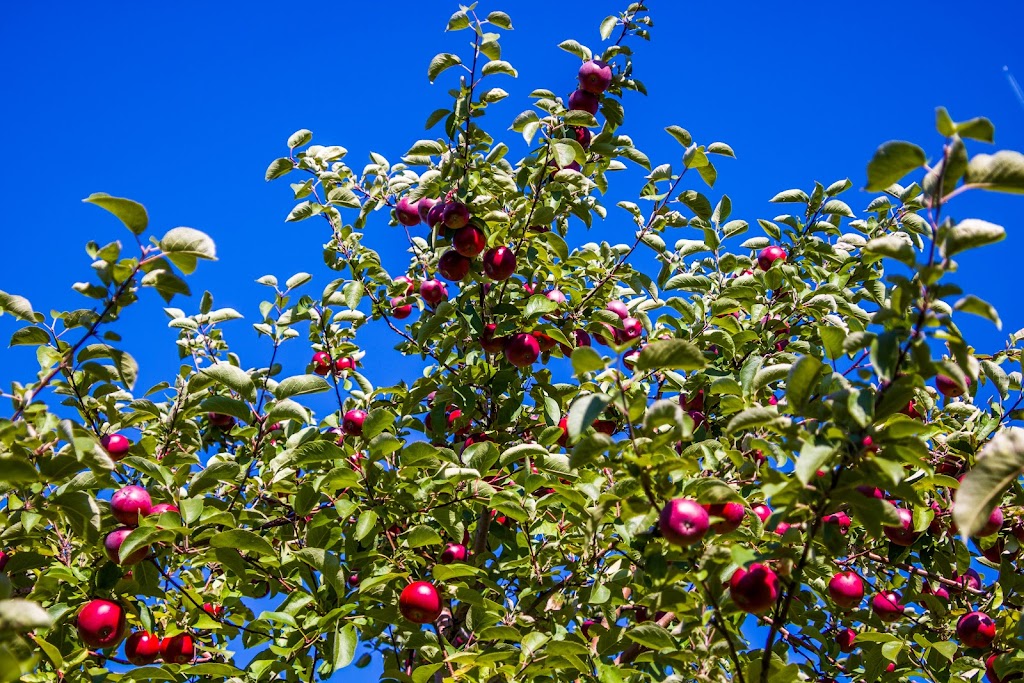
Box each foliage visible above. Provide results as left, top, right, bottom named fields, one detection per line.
left=2, top=3, right=1024, bottom=683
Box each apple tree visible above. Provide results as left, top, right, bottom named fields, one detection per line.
left=3, top=3, right=1024, bottom=683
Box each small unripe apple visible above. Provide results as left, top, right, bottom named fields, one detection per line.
left=837, top=628, right=856, bottom=653
left=100, top=433, right=131, bottom=460
left=124, top=630, right=161, bottom=665
left=104, top=527, right=148, bottom=565
left=870, top=591, right=904, bottom=622
left=757, top=245, right=787, bottom=270
left=827, top=571, right=864, bottom=609
left=504, top=333, right=540, bottom=368
left=704, top=502, right=745, bottom=534
left=438, top=250, right=471, bottom=281
left=399, top=581, right=443, bottom=624
left=160, top=633, right=195, bottom=665
left=442, top=202, right=471, bottom=230
left=342, top=410, right=367, bottom=436
left=390, top=297, right=413, bottom=319
left=482, top=246, right=516, bottom=280
left=453, top=225, right=486, bottom=258
left=568, top=89, right=599, bottom=114
left=395, top=197, right=421, bottom=226
left=578, top=60, right=612, bottom=94
left=883, top=508, right=918, bottom=546
left=111, top=485, right=152, bottom=526
left=957, top=610, right=996, bottom=648
left=936, top=374, right=970, bottom=397
left=420, top=279, right=448, bottom=306
left=658, top=498, right=709, bottom=547
left=440, top=543, right=468, bottom=564
left=77, top=599, right=126, bottom=648
left=311, top=351, right=332, bottom=376
left=729, top=563, right=779, bottom=614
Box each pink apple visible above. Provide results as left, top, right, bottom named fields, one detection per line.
left=658, top=498, right=709, bottom=546
left=827, top=571, right=864, bottom=609
left=100, top=433, right=131, bottom=460
left=438, top=250, right=471, bottom=281
left=729, top=563, right=779, bottom=614
left=757, top=245, right=787, bottom=270
left=568, top=89, right=599, bottom=115
left=342, top=410, right=367, bottom=436
left=442, top=202, right=471, bottom=230
left=504, top=333, right=540, bottom=368
left=104, top=527, right=148, bottom=565
left=883, top=508, right=918, bottom=546
left=395, top=197, right=421, bottom=226
left=453, top=225, right=486, bottom=258
left=957, top=611, right=996, bottom=648
left=871, top=591, right=904, bottom=622
left=578, top=60, right=612, bottom=94
left=420, top=279, right=448, bottom=306
left=111, top=486, right=152, bottom=527
left=482, top=246, right=516, bottom=280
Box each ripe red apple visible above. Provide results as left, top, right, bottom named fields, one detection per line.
left=953, top=568, right=982, bottom=594
left=975, top=506, right=1004, bottom=537
left=617, top=317, right=643, bottom=343
left=986, top=653, right=1023, bottom=683
left=124, top=630, right=160, bottom=665
left=606, top=301, right=629, bottom=319
left=757, top=245, right=787, bottom=270
left=658, top=498, right=709, bottom=547
left=823, top=511, right=851, bottom=535
left=416, top=198, right=436, bottom=223
left=100, top=433, right=131, bottom=460
left=348, top=573, right=360, bottom=587
left=578, top=60, right=612, bottom=93
left=704, top=502, right=745, bottom=534
left=957, top=611, right=996, bottom=648
left=421, top=279, right=448, bottom=306
left=568, top=89, right=600, bottom=114
left=160, top=633, right=195, bottom=665
left=311, top=351, right=332, bottom=375
left=426, top=201, right=446, bottom=229
left=104, top=527, right=148, bottom=565
left=148, top=502, right=179, bottom=517
left=901, top=400, right=921, bottom=419
left=0, top=551, right=9, bottom=572
left=482, top=246, right=516, bottom=280
left=573, top=126, right=592, bottom=149
left=438, top=250, right=471, bottom=281
left=440, top=543, right=468, bottom=565
left=729, top=563, right=779, bottom=614
left=442, top=202, right=471, bottom=230
left=390, top=297, right=412, bottom=319
left=333, top=357, right=356, bottom=375
left=544, top=288, right=567, bottom=305
left=532, top=330, right=556, bottom=353
left=111, top=485, right=152, bottom=526
left=580, top=618, right=597, bottom=639
left=453, top=225, right=486, bottom=258
left=395, top=197, right=421, bottom=226
left=827, top=571, right=865, bottom=609
left=399, top=581, right=443, bottom=624
left=394, top=275, right=418, bottom=293
left=208, top=412, right=234, bottom=429
left=837, top=628, right=856, bottom=653
left=870, top=591, right=904, bottom=622
left=936, top=374, right=970, bottom=397
left=202, top=602, right=224, bottom=618
left=857, top=485, right=885, bottom=499
left=752, top=504, right=772, bottom=523
left=504, top=333, right=540, bottom=368
left=883, top=508, right=918, bottom=546
left=77, top=599, right=126, bottom=648
left=342, top=410, right=367, bottom=436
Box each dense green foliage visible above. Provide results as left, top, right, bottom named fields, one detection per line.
left=2, top=3, right=1024, bottom=683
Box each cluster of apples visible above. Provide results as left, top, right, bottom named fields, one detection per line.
left=104, top=485, right=178, bottom=566
left=310, top=351, right=356, bottom=377
left=394, top=542, right=472, bottom=626
left=76, top=599, right=195, bottom=665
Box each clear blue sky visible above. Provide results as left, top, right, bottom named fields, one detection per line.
left=2, top=0, right=1023, bottom=678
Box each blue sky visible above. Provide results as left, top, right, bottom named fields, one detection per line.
left=2, top=0, right=1023, bottom=679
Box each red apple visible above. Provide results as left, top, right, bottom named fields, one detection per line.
left=986, top=653, right=1023, bottom=683
left=442, top=202, right=471, bottom=230
left=618, top=317, right=643, bottom=343
left=311, top=351, right=332, bottom=375
left=438, top=250, right=471, bottom=281
left=202, top=602, right=224, bottom=618
left=124, top=630, right=160, bottom=665
left=440, top=543, right=468, bottom=565
left=504, top=333, right=540, bottom=368
left=757, top=245, right=787, bottom=270
left=578, top=59, right=612, bottom=94
left=883, top=507, right=918, bottom=546
left=149, top=503, right=179, bottom=517
left=704, top=502, right=745, bottom=534
left=752, top=504, right=772, bottom=523
left=857, top=485, right=885, bottom=499
left=957, top=611, right=996, bottom=648
left=104, top=527, right=148, bottom=565
left=936, top=374, right=969, bottom=397
left=77, top=599, right=126, bottom=648
left=729, top=563, right=779, bottom=614
left=827, top=571, right=865, bottom=609
left=395, top=197, right=421, bottom=226
left=100, top=433, right=131, bottom=460
left=208, top=412, right=234, bottom=429
left=342, top=410, right=367, bottom=436
left=111, top=485, right=152, bottom=526
left=399, top=581, right=443, bottom=624
left=975, top=507, right=1004, bottom=538
left=160, top=633, right=195, bottom=665
left=421, top=279, right=448, bottom=306
left=427, top=201, right=446, bottom=229
left=823, top=511, right=851, bottom=535
left=416, top=198, right=436, bottom=223
left=482, top=246, right=516, bottom=280
left=390, top=297, right=412, bottom=319
left=545, top=288, right=567, bottom=305
left=837, top=628, right=856, bottom=653
left=568, top=89, right=599, bottom=114
left=901, top=400, right=921, bottom=419
left=453, top=225, right=486, bottom=258
left=580, top=618, right=597, bottom=639
left=573, top=126, right=592, bottom=149
left=658, top=498, right=710, bottom=547
left=953, top=568, right=983, bottom=594
left=606, top=301, right=629, bottom=319
left=0, top=551, right=10, bottom=572
left=871, top=591, right=904, bottom=622
left=532, top=331, right=556, bottom=353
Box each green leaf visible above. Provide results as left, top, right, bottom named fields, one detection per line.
left=953, top=427, right=1024, bottom=538
left=201, top=363, right=256, bottom=402
left=210, top=529, right=277, bottom=558
left=265, top=158, right=293, bottom=181
left=428, top=53, right=462, bottom=83
left=160, top=227, right=217, bottom=275
left=635, top=339, right=706, bottom=372
left=571, top=346, right=606, bottom=377
left=0, top=291, right=39, bottom=323
left=954, top=295, right=1001, bottom=329
left=786, top=355, right=823, bottom=414
left=795, top=439, right=835, bottom=485
left=599, top=16, right=617, bottom=40
left=486, top=10, right=513, bottom=29
left=274, top=374, right=332, bottom=400
left=0, top=599, right=53, bottom=632
left=354, top=510, right=378, bottom=541
left=943, top=218, right=1005, bottom=256
left=964, top=150, right=1024, bottom=194
left=83, top=193, right=148, bottom=235
left=482, top=60, right=517, bottom=78
left=626, top=623, right=674, bottom=650
left=120, top=526, right=174, bottom=564
left=0, top=456, right=36, bottom=483
left=406, top=525, right=443, bottom=547
left=864, top=235, right=916, bottom=267
left=865, top=141, right=926, bottom=192
left=9, top=326, right=49, bottom=347
left=557, top=40, right=591, bottom=61
left=664, top=126, right=691, bottom=147
left=333, top=623, right=358, bottom=670
left=769, top=189, right=809, bottom=203
left=726, top=407, right=782, bottom=435
left=567, top=394, right=611, bottom=440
